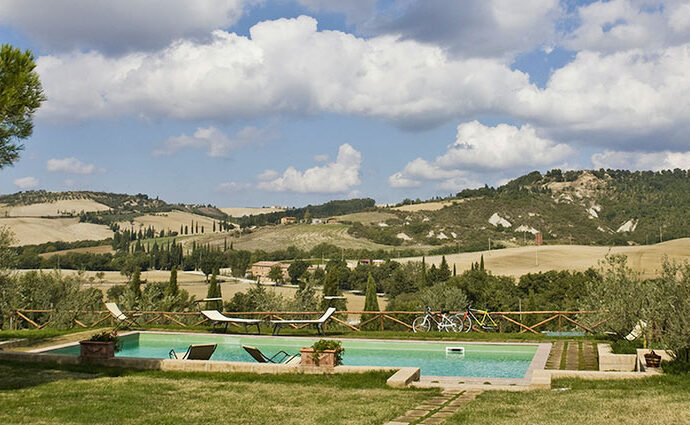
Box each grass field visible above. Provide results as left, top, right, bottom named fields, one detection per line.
left=400, top=238, right=690, bottom=278
left=448, top=375, right=690, bottom=425
left=0, top=217, right=113, bottom=246
left=38, top=244, right=115, bottom=258
left=115, top=211, right=227, bottom=236
left=189, top=223, right=428, bottom=252
left=0, top=199, right=110, bottom=217
left=334, top=211, right=399, bottom=224
left=219, top=206, right=285, bottom=217
left=0, top=361, right=432, bottom=425
left=391, top=200, right=464, bottom=212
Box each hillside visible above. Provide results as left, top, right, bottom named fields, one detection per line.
left=353, top=169, right=690, bottom=250
left=398, top=238, right=690, bottom=279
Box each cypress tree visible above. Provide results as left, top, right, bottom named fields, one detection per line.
left=361, top=273, right=379, bottom=330
left=129, top=267, right=142, bottom=298
left=166, top=266, right=179, bottom=297
left=439, top=255, right=451, bottom=281
left=453, top=264, right=457, bottom=276
left=206, top=272, right=222, bottom=309
left=184, top=225, right=188, bottom=235
left=421, top=256, right=427, bottom=286
left=480, top=254, right=485, bottom=271
left=213, top=221, right=216, bottom=232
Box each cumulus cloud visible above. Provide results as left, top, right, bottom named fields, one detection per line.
left=372, top=0, right=562, bottom=59
left=216, top=181, right=251, bottom=192
left=154, top=126, right=270, bottom=157
left=563, top=0, right=690, bottom=53
left=591, top=150, right=690, bottom=170
left=0, top=0, right=248, bottom=53
left=313, top=154, right=330, bottom=163
left=46, top=157, right=98, bottom=174
left=258, top=143, right=362, bottom=193
left=390, top=121, right=573, bottom=189
left=35, top=15, right=530, bottom=128
left=297, top=0, right=377, bottom=26
left=13, top=176, right=39, bottom=189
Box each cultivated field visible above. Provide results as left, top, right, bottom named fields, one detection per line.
left=0, top=199, right=110, bottom=217
left=219, top=206, right=284, bottom=217
left=399, top=238, right=690, bottom=278
left=116, top=211, right=229, bottom=235
left=0, top=217, right=113, bottom=246
left=38, top=245, right=115, bottom=258
left=188, top=223, right=428, bottom=252
left=334, top=211, right=398, bottom=224
left=390, top=200, right=468, bottom=212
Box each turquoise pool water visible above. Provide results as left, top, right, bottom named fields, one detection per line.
left=46, top=333, right=538, bottom=378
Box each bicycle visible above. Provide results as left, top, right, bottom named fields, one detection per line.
left=458, top=305, right=499, bottom=333
left=412, top=306, right=462, bottom=332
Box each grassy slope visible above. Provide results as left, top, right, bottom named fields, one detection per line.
left=0, top=361, right=432, bottom=425
left=448, top=375, right=690, bottom=425
left=398, top=238, right=690, bottom=278
left=188, top=223, right=432, bottom=252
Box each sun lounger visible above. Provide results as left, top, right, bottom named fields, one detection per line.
left=169, top=344, right=217, bottom=360
left=105, top=302, right=142, bottom=329
left=625, top=320, right=647, bottom=341
left=200, top=310, right=263, bottom=334
left=242, top=345, right=300, bottom=364
left=269, top=307, right=336, bottom=336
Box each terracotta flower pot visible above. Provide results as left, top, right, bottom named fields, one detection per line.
left=79, top=340, right=116, bottom=359
left=644, top=350, right=662, bottom=368
left=299, top=347, right=337, bottom=368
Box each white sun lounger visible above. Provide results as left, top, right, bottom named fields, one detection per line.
left=105, top=302, right=141, bottom=329
left=269, top=307, right=336, bottom=336
left=200, top=310, right=263, bottom=334
left=625, top=320, right=647, bottom=341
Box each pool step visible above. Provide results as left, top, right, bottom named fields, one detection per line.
left=545, top=341, right=564, bottom=369
left=565, top=341, right=579, bottom=370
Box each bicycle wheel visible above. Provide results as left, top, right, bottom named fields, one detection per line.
left=448, top=315, right=463, bottom=332
left=461, top=315, right=472, bottom=333
left=412, top=316, right=431, bottom=332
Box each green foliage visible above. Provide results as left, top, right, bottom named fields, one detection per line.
left=311, top=339, right=344, bottom=366
left=226, top=282, right=286, bottom=312
left=88, top=330, right=122, bottom=352
left=321, top=265, right=347, bottom=310
left=206, top=272, right=222, bottom=306
left=267, top=264, right=284, bottom=284
left=237, top=198, right=376, bottom=227
left=0, top=44, right=45, bottom=168
left=290, top=279, right=319, bottom=311
left=0, top=270, right=103, bottom=329
left=415, top=283, right=468, bottom=311
left=288, top=259, right=309, bottom=284
left=361, top=273, right=380, bottom=330
left=652, top=259, right=690, bottom=363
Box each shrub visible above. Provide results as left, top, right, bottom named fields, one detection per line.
left=311, top=339, right=344, bottom=366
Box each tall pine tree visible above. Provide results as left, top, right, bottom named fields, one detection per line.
left=361, top=273, right=380, bottom=330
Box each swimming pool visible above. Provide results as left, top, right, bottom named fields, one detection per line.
left=44, top=332, right=542, bottom=379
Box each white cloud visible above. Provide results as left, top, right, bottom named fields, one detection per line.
left=515, top=45, right=690, bottom=146
left=564, top=0, right=690, bottom=53
left=297, top=0, right=377, bottom=26
left=372, top=0, right=562, bottom=59
left=313, top=154, right=330, bottom=163
left=435, top=121, right=573, bottom=170
left=258, top=143, right=362, bottom=193
left=390, top=121, right=573, bottom=190
left=46, top=157, right=98, bottom=174
left=591, top=150, right=690, bottom=170
left=216, top=181, right=251, bottom=192
left=35, top=15, right=530, bottom=128
left=154, top=126, right=269, bottom=157
left=13, top=176, right=39, bottom=189
left=0, top=0, right=248, bottom=53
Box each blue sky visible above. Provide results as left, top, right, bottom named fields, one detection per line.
left=2, top=0, right=690, bottom=206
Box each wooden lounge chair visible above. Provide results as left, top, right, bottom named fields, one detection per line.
left=169, top=344, right=217, bottom=360
left=105, top=302, right=142, bottom=329
left=269, top=307, right=336, bottom=336
left=242, top=345, right=300, bottom=365
left=200, top=310, right=263, bottom=334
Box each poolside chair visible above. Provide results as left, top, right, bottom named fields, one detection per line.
left=200, top=310, right=263, bottom=334
left=105, top=302, right=142, bottom=329
left=169, top=344, right=217, bottom=360
left=269, top=307, right=336, bottom=336
left=625, top=320, right=647, bottom=341
left=242, top=345, right=300, bottom=365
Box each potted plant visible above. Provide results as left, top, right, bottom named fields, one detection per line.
left=80, top=330, right=121, bottom=359
left=299, top=339, right=344, bottom=368
left=643, top=326, right=662, bottom=368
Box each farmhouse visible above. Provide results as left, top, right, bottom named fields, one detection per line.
left=280, top=216, right=297, bottom=225
left=251, top=261, right=290, bottom=280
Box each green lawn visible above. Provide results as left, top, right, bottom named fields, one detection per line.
left=0, top=361, right=434, bottom=425
left=448, top=375, right=690, bottom=425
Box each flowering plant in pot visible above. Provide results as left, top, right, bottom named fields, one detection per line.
left=80, top=330, right=122, bottom=359
left=299, top=339, right=344, bottom=367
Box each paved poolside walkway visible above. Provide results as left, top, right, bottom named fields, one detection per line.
left=384, top=389, right=483, bottom=425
